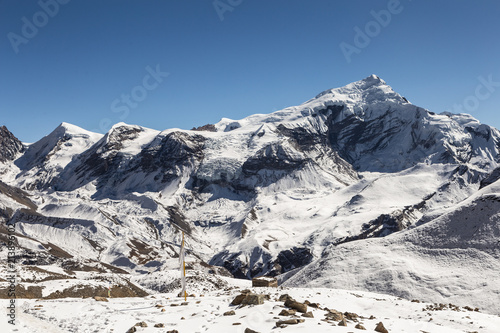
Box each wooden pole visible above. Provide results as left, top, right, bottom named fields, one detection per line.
left=182, top=232, right=187, bottom=301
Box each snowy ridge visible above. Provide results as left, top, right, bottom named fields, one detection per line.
left=14, top=123, right=103, bottom=190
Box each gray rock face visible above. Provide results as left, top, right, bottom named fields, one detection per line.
left=55, top=127, right=206, bottom=196
left=326, top=107, right=499, bottom=173
left=0, top=126, right=23, bottom=162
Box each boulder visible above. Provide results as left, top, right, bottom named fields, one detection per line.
left=244, top=329, right=260, bottom=333
left=325, top=309, right=344, bottom=321
left=278, top=294, right=293, bottom=302
left=355, top=323, right=366, bottom=330
left=284, top=298, right=308, bottom=313
left=375, top=322, right=389, bottom=333
left=338, top=319, right=348, bottom=326
left=279, top=309, right=296, bottom=316
left=223, top=310, right=236, bottom=316
left=344, top=311, right=359, bottom=321
left=93, top=296, right=108, bottom=302
left=302, top=311, right=314, bottom=318
left=276, top=319, right=305, bottom=327
left=242, top=294, right=266, bottom=306
left=231, top=294, right=247, bottom=305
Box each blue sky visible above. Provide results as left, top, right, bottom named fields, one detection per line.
left=1, top=0, right=500, bottom=142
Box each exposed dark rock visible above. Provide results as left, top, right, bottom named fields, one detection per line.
left=279, top=309, right=296, bottom=316
left=276, top=318, right=305, bottom=327
left=241, top=293, right=266, bottom=306
left=355, top=323, right=366, bottom=330
left=284, top=298, right=308, bottom=313
left=55, top=129, right=205, bottom=196
left=137, top=131, right=205, bottom=176
left=244, top=328, right=260, bottom=333
left=242, top=143, right=306, bottom=176
left=276, top=247, right=313, bottom=273
left=344, top=311, right=359, bottom=321
left=231, top=294, right=247, bottom=306
left=192, top=124, right=216, bottom=132
left=480, top=167, right=500, bottom=189
left=324, top=106, right=486, bottom=172
left=0, top=125, right=24, bottom=162
left=277, top=124, right=323, bottom=148
left=278, top=294, right=293, bottom=302
left=0, top=181, right=37, bottom=212
left=375, top=321, right=389, bottom=333
left=325, top=309, right=344, bottom=321
left=0, top=285, right=43, bottom=299
left=302, top=311, right=314, bottom=318
left=210, top=250, right=273, bottom=279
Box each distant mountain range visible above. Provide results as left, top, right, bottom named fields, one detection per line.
left=1, top=75, right=499, bottom=313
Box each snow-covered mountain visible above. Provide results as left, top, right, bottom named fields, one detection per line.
left=283, top=177, right=500, bottom=313
left=14, top=122, right=103, bottom=190
left=2, top=75, right=500, bottom=314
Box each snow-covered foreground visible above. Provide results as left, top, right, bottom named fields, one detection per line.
left=4, top=284, right=500, bottom=333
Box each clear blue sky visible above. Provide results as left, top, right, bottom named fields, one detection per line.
left=1, top=0, right=500, bottom=143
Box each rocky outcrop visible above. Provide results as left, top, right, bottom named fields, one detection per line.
left=0, top=126, right=23, bottom=162
left=276, top=247, right=313, bottom=274
left=375, top=322, right=389, bottom=333
left=252, top=276, right=278, bottom=287
left=480, top=166, right=500, bottom=189
left=230, top=290, right=266, bottom=306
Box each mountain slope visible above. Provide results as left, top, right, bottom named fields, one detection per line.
left=283, top=178, right=500, bottom=314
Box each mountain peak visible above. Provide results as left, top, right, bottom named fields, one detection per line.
left=358, top=74, right=386, bottom=87
left=14, top=123, right=103, bottom=174
left=341, top=74, right=391, bottom=93
left=55, top=122, right=101, bottom=138
left=313, top=75, right=396, bottom=101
